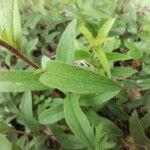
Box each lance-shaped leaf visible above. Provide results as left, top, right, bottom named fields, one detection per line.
left=21, top=91, right=39, bottom=131
left=80, top=91, right=119, bottom=106
left=80, top=18, right=116, bottom=78
left=0, top=0, right=22, bottom=48
left=80, top=26, right=94, bottom=46
left=56, top=19, right=77, bottom=63
left=86, top=110, right=123, bottom=137
left=0, top=71, right=48, bottom=92
left=95, top=18, right=116, bottom=78
left=39, top=61, right=121, bottom=94
left=64, top=94, right=95, bottom=149
left=50, top=124, right=86, bottom=149
left=95, top=47, right=111, bottom=78
left=38, top=103, right=64, bottom=124
left=111, top=67, right=137, bottom=78
left=106, top=52, right=132, bottom=61
left=96, top=18, right=116, bottom=46
left=129, top=111, right=150, bottom=148
left=136, top=77, right=150, bottom=90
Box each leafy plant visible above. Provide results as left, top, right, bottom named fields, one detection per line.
left=0, top=0, right=150, bottom=149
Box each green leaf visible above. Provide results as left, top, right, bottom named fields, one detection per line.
left=64, top=94, right=95, bottom=149
left=129, top=111, right=150, bottom=148
left=51, top=124, right=86, bottom=149
left=41, top=55, right=51, bottom=70
left=80, top=19, right=116, bottom=78
left=75, top=50, right=91, bottom=61
left=80, top=91, right=119, bottom=106
left=0, top=134, right=12, bottom=150
left=96, top=18, right=116, bottom=46
left=127, top=49, right=143, bottom=59
left=111, top=67, right=137, bottom=77
left=55, top=133, right=86, bottom=150
left=86, top=110, right=123, bottom=138
left=80, top=26, right=94, bottom=46
left=95, top=124, right=116, bottom=150
left=0, top=0, right=22, bottom=48
left=39, top=61, right=121, bottom=94
left=21, top=91, right=39, bottom=131
left=0, top=121, right=12, bottom=134
left=80, top=18, right=116, bottom=47
left=106, top=52, right=132, bottom=61
left=141, top=113, right=150, bottom=131
left=12, top=0, right=22, bottom=48
left=124, top=39, right=143, bottom=59
left=0, top=71, right=48, bottom=92
left=38, top=103, right=64, bottom=124
left=56, top=19, right=77, bottom=63
left=108, top=101, right=128, bottom=121
left=93, top=18, right=116, bottom=78
left=136, top=77, right=150, bottom=90
left=143, top=65, right=150, bottom=75
left=75, top=40, right=88, bottom=51
left=94, top=47, right=111, bottom=78
left=103, top=37, right=121, bottom=53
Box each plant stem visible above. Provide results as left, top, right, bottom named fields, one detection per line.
left=0, top=39, right=40, bottom=69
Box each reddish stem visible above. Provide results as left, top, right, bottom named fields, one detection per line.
left=0, top=39, right=40, bottom=69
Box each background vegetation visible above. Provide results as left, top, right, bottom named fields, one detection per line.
left=0, top=0, right=150, bottom=149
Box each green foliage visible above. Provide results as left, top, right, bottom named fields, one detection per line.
left=39, top=61, right=121, bottom=94
left=0, top=0, right=150, bottom=149
left=0, top=0, right=22, bottom=48
left=64, top=94, right=95, bottom=149
left=20, top=91, right=39, bottom=131
left=80, top=18, right=116, bottom=78
left=129, top=111, right=150, bottom=149
left=111, top=67, right=137, bottom=78
left=95, top=124, right=116, bottom=150
left=56, top=19, right=77, bottom=63
left=80, top=91, right=119, bottom=106
left=38, top=102, right=64, bottom=124
left=0, top=134, right=12, bottom=150
left=0, top=71, right=48, bottom=92
left=51, top=124, right=86, bottom=149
